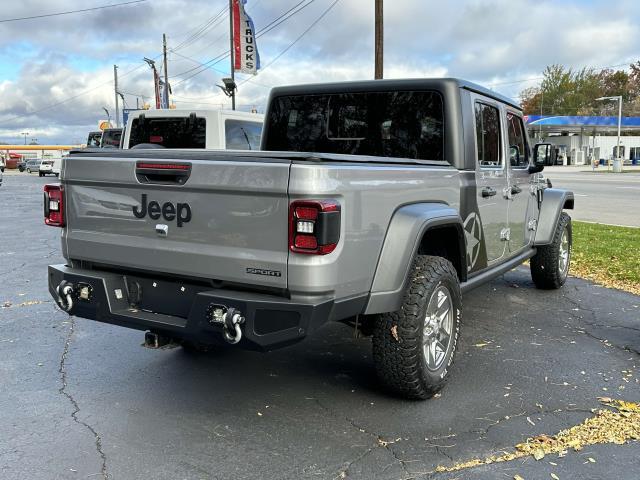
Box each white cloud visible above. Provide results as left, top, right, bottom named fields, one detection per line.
left=0, top=0, right=637, bottom=143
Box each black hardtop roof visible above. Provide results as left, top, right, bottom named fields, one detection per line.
left=269, top=78, right=521, bottom=111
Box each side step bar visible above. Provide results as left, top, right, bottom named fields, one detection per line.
left=461, top=248, right=536, bottom=294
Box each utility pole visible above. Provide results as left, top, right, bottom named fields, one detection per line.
left=374, top=0, right=383, bottom=79
left=113, top=65, right=120, bottom=128
left=163, top=33, right=170, bottom=108
left=229, top=0, right=236, bottom=110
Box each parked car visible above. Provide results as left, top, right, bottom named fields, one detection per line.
left=0, top=153, right=5, bottom=173
left=39, top=158, right=62, bottom=177
left=25, top=159, right=42, bottom=173
left=86, top=131, right=102, bottom=148
left=45, top=78, right=573, bottom=400
left=100, top=128, right=123, bottom=148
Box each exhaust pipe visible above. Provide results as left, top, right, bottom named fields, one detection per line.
left=56, top=281, right=75, bottom=312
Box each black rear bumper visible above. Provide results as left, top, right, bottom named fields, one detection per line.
left=48, top=264, right=354, bottom=350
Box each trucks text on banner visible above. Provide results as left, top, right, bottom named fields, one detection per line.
left=233, top=0, right=261, bottom=75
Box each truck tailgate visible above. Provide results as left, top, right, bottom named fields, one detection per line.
left=63, top=153, right=290, bottom=289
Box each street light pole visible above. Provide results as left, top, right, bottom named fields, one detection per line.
left=114, top=65, right=120, bottom=128
left=596, top=95, right=623, bottom=172
left=616, top=95, right=622, bottom=164
left=21, top=132, right=29, bottom=145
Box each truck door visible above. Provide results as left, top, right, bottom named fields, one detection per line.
left=506, top=110, right=535, bottom=253
left=473, top=100, right=509, bottom=264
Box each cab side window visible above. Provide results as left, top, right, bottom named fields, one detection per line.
left=507, top=113, right=528, bottom=168
left=475, top=103, right=502, bottom=168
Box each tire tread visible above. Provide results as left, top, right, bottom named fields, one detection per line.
left=531, top=212, right=571, bottom=289
left=373, top=255, right=460, bottom=399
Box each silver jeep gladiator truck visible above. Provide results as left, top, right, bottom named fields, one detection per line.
left=45, top=79, right=574, bottom=399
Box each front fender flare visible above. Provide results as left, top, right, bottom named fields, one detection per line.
left=534, top=188, right=574, bottom=246
left=364, top=203, right=464, bottom=315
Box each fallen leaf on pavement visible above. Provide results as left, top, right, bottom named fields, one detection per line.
left=435, top=399, right=640, bottom=473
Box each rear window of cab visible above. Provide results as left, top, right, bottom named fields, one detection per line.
left=265, top=91, right=444, bottom=161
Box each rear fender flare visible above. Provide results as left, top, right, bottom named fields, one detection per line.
left=534, top=188, right=574, bottom=246
left=364, top=203, right=465, bottom=315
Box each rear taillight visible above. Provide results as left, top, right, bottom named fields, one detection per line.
left=289, top=200, right=341, bottom=255
left=44, top=184, right=64, bottom=227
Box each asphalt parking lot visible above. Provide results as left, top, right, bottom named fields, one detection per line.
left=1, top=172, right=639, bottom=480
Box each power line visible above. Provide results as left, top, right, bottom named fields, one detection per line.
left=171, top=6, right=225, bottom=41
left=170, top=49, right=271, bottom=89
left=0, top=0, right=147, bottom=23
left=0, top=55, right=161, bottom=125
left=255, top=0, right=314, bottom=38
left=170, top=0, right=317, bottom=84
left=237, top=0, right=341, bottom=92
left=250, top=0, right=341, bottom=75
left=177, top=0, right=265, bottom=59
left=172, top=6, right=228, bottom=52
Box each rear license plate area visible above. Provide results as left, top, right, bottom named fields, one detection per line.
left=125, top=276, right=202, bottom=318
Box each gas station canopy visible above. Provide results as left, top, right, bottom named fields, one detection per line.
left=524, top=115, right=640, bottom=133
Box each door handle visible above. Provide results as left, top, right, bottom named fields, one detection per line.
left=511, top=185, right=522, bottom=195
left=481, top=187, right=497, bottom=198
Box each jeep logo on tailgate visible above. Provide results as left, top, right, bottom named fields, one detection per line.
left=133, top=194, right=192, bottom=227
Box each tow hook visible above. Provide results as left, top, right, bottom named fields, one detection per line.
left=223, top=307, right=245, bottom=344
left=205, top=304, right=246, bottom=344
left=56, top=281, right=75, bottom=312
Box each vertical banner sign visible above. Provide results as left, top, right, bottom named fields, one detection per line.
left=232, top=0, right=261, bottom=75
left=158, top=79, right=170, bottom=109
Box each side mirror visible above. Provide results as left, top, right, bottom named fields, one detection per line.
left=530, top=143, right=552, bottom=173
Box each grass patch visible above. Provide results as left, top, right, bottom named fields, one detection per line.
left=571, top=221, right=640, bottom=295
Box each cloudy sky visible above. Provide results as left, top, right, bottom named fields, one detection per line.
left=0, top=0, right=638, bottom=144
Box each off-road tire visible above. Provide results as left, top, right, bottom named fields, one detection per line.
left=530, top=212, right=572, bottom=289
left=372, top=255, right=461, bottom=400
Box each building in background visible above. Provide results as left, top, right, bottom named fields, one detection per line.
left=525, top=115, right=640, bottom=166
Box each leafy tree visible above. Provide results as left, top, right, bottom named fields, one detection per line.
left=520, top=62, right=640, bottom=116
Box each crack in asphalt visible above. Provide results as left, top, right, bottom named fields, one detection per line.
left=469, top=406, right=595, bottom=441
left=0, top=262, right=27, bottom=277
left=58, top=316, right=109, bottom=480
left=561, top=293, right=640, bottom=357
left=312, top=398, right=413, bottom=479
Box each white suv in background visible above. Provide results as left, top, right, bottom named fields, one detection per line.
left=39, top=158, right=62, bottom=177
